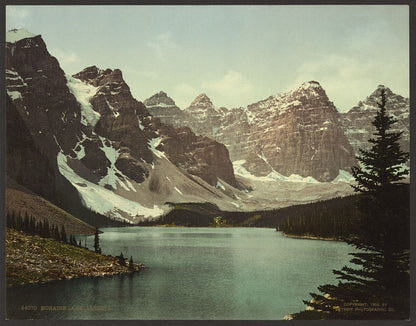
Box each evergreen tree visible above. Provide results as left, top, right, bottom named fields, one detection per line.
left=16, top=211, right=23, bottom=230
left=42, top=219, right=51, bottom=238
left=293, top=88, right=410, bottom=319
left=60, top=225, right=67, bottom=243
left=6, top=211, right=14, bottom=228
left=52, top=224, right=61, bottom=242
left=118, top=252, right=126, bottom=266
left=29, top=216, right=36, bottom=235
left=93, top=227, right=101, bottom=253
left=23, top=211, right=30, bottom=233
left=129, top=256, right=134, bottom=270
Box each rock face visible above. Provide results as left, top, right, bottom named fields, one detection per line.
left=143, top=91, right=183, bottom=124
left=5, top=30, right=95, bottom=213
left=6, top=96, right=57, bottom=201
left=146, top=82, right=357, bottom=181
left=6, top=29, right=237, bottom=223
left=244, top=81, right=357, bottom=181
left=5, top=32, right=84, bottom=157
left=73, top=66, right=237, bottom=187
left=340, top=85, right=410, bottom=165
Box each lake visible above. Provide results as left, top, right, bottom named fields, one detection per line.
left=7, top=227, right=354, bottom=319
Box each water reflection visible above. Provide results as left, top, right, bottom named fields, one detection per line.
left=7, top=227, right=352, bottom=320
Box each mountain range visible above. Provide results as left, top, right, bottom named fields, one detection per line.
left=5, top=29, right=410, bottom=224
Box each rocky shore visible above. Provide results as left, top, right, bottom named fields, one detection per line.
left=6, top=228, right=144, bottom=287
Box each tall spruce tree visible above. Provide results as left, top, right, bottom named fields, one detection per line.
left=129, top=256, right=134, bottom=270
left=292, top=88, right=410, bottom=320
left=60, top=225, right=68, bottom=243
left=93, top=227, right=101, bottom=254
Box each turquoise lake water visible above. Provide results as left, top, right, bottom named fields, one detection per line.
left=7, top=227, right=354, bottom=319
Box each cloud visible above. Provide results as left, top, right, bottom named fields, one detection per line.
left=202, top=70, right=253, bottom=95
left=6, top=7, right=29, bottom=29
left=147, top=31, right=179, bottom=60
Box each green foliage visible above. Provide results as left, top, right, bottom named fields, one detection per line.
left=276, top=195, right=360, bottom=239
left=60, top=225, right=67, bottom=244
left=139, top=198, right=361, bottom=229
left=292, top=88, right=410, bottom=320
left=118, top=252, right=126, bottom=266
left=6, top=210, right=82, bottom=248
left=212, top=216, right=228, bottom=227
left=93, top=226, right=101, bottom=254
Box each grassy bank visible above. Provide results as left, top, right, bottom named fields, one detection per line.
left=6, top=228, right=144, bottom=287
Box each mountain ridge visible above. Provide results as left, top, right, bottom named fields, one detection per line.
left=6, top=29, right=409, bottom=225
left=6, top=31, right=240, bottom=223
left=145, top=80, right=359, bottom=182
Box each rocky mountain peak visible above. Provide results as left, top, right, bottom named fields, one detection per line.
left=340, top=85, right=409, bottom=171
left=109, top=69, right=124, bottom=82
left=352, top=85, right=408, bottom=112
left=144, top=91, right=177, bottom=108
left=290, top=80, right=328, bottom=100
left=304, top=80, right=321, bottom=87
left=73, top=66, right=125, bottom=87
left=189, top=93, right=214, bottom=108
left=369, top=85, right=393, bottom=98
left=72, top=66, right=103, bottom=83
left=6, top=29, right=38, bottom=43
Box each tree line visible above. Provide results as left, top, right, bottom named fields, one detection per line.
left=6, top=210, right=82, bottom=246
left=276, top=195, right=362, bottom=239
left=7, top=210, right=137, bottom=270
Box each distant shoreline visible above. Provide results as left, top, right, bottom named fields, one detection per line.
left=279, top=231, right=343, bottom=242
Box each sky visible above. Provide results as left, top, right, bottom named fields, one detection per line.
left=6, top=5, right=409, bottom=112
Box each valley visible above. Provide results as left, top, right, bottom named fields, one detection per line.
left=5, top=29, right=409, bottom=227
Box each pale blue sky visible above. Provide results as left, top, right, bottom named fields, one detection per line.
left=6, top=5, right=409, bottom=111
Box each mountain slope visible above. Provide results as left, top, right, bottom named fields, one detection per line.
left=5, top=29, right=239, bottom=223
left=6, top=181, right=97, bottom=235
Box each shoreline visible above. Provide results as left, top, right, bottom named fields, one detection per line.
left=6, top=228, right=145, bottom=287
left=7, top=264, right=146, bottom=288
left=279, top=231, right=343, bottom=242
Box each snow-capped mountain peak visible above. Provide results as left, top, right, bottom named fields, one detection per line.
left=6, top=29, right=38, bottom=43
left=291, top=80, right=327, bottom=99
left=300, top=80, right=322, bottom=89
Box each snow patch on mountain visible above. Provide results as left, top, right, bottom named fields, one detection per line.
left=66, top=74, right=101, bottom=127
left=98, top=136, right=136, bottom=192
left=174, top=187, right=183, bottom=195
left=333, top=170, right=355, bottom=182
left=233, top=160, right=347, bottom=184
left=216, top=181, right=226, bottom=191
left=146, top=102, right=177, bottom=108
left=6, top=29, right=38, bottom=43
left=148, top=137, right=168, bottom=159
left=57, top=151, right=162, bottom=221
left=7, top=90, right=22, bottom=101
left=137, top=116, right=145, bottom=131
left=73, top=133, right=88, bottom=160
